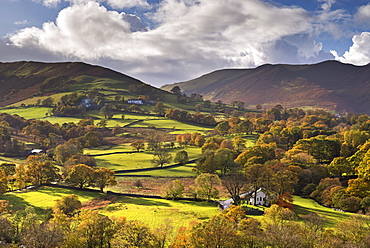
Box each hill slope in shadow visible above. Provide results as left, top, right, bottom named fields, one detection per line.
left=161, top=61, right=370, bottom=114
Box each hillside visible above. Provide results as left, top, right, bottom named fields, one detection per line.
left=0, top=61, right=166, bottom=107
left=161, top=61, right=370, bottom=114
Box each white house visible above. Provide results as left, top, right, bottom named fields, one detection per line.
left=248, top=188, right=269, bottom=206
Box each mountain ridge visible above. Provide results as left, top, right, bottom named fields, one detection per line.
left=161, top=61, right=370, bottom=114
left=0, top=61, right=152, bottom=107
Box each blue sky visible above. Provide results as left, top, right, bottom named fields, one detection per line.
left=0, top=0, right=370, bottom=86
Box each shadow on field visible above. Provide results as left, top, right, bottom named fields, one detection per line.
left=0, top=194, right=44, bottom=215
left=38, top=187, right=103, bottom=198
left=116, top=197, right=171, bottom=207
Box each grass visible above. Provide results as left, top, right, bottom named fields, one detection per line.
left=117, top=163, right=197, bottom=177
left=1, top=186, right=220, bottom=229
left=91, top=147, right=200, bottom=171
left=0, top=155, right=25, bottom=165
left=0, top=107, right=51, bottom=119
left=102, top=196, right=219, bottom=229
left=130, top=119, right=212, bottom=135
left=293, top=195, right=352, bottom=228
left=1, top=186, right=102, bottom=216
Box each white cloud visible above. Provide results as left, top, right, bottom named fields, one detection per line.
left=14, top=20, right=30, bottom=25
left=35, top=0, right=150, bottom=9
left=331, top=32, right=370, bottom=65
left=354, top=4, right=370, bottom=25
left=318, top=0, right=336, bottom=11
left=7, top=0, right=335, bottom=85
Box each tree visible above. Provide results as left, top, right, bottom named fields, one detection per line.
left=195, top=104, right=202, bottom=113
left=189, top=214, right=241, bottom=247
left=53, top=194, right=82, bottom=216
left=162, top=179, right=184, bottom=199
left=25, top=154, right=60, bottom=186
left=54, top=141, right=83, bottom=165
left=131, top=141, right=145, bottom=151
left=0, top=169, right=7, bottom=194
left=222, top=172, right=247, bottom=206
left=14, top=163, right=28, bottom=190
left=92, top=167, right=117, bottom=192
left=215, top=121, right=230, bottom=135
left=65, top=164, right=94, bottom=189
left=233, top=136, right=246, bottom=153
left=273, top=169, right=299, bottom=196
left=41, top=97, right=54, bottom=107
left=100, top=104, right=114, bottom=119
left=326, top=157, right=353, bottom=178
left=112, top=220, right=156, bottom=248
left=151, top=149, right=172, bottom=167
left=170, top=86, right=182, bottom=95
left=245, top=164, right=274, bottom=205
left=152, top=101, right=166, bottom=116
left=195, top=173, right=221, bottom=200
left=75, top=210, right=115, bottom=248
left=174, top=150, right=189, bottom=165
left=214, top=148, right=238, bottom=175
left=194, top=151, right=218, bottom=174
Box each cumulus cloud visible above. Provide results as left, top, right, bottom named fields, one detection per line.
left=331, top=32, right=370, bottom=65
left=318, top=0, right=336, bottom=11
left=36, top=0, right=150, bottom=9
left=354, top=4, right=370, bottom=26
left=6, top=0, right=335, bottom=85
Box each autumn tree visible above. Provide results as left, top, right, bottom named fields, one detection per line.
left=75, top=210, right=115, bottom=248
left=222, top=171, right=247, bottom=206
left=152, top=101, right=166, bottom=116
left=131, top=141, right=145, bottom=151
left=174, top=150, right=189, bottom=165
left=65, top=164, right=94, bottom=189
left=214, top=148, right=238, bottom=175
left=100, top=104, right=114, bottom=119
left=189, top=214, right=242, bottom=247
left=25, top=154, right=60, bottom=186
left=194, top=151, right=218, bottom=174
left=92, top=167, right=117, bottom=192
left=112, top=220, right=156, bottom=248
left=195, top=173, right=221, bottom=200
left=0, top=169, right=7, bottom=194
left=14, top=163, right=28, bottom=190
left=245, top=164, right=274, bottom=205
left=151, top=149, right=172, bottom=167
left=162, top=179, right=184, bottom=199
left=53, top=194, right=82, bottom=216
left=325, top=157, right=353, bottom=178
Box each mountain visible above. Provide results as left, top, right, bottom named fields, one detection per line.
left=161, top=61, right=370, bottom=114
left=0, top=61, right=159, bottom=107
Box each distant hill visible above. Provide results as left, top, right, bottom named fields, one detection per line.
left=161, top=61, right=370, bottom=114
left=0, top=61, right=160, bottom=107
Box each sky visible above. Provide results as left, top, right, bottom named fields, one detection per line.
left=0, top=0, right=370, bottom=87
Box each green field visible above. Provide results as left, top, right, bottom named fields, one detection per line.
left=1, top=186, right=219, bottom=229
left=102, top=196, right=219, bottom=229
left=1, top=186, right=102, bottom=215
left=129, top=119, right=212, bottom=135
left=293, top=195, right=352, bottom=227
left=89, top=147, right=201, bottom=171
left=117, top=164, right=197, bottom=177
left=0, top=107, right=51, bottom=119
left=0, top=155, right=25, bottom=165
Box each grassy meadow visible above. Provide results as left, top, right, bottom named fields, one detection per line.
left=293, top=195, right=353, bottom=228
left=1, top=186, right=219, bottom=229
left=87, top=146, right=201, bottom=171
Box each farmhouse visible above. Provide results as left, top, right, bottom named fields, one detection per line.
left=127, top=99, right=155, bottom=105
left=247, top=188, right=269, bottom=206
